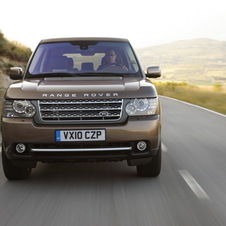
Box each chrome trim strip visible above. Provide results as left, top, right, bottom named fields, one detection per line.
left=39, top=100, right=123, bottom=104
left=31, top=147, right=132, bottom=152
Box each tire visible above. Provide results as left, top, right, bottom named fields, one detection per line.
left=2, top=147, right=31, bottom=180
left=137, top=144, right=162, bottom=177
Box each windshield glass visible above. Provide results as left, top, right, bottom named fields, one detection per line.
left=28, top=41, right=141, bottom=77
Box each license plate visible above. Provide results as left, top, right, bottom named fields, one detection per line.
left=56, top=130, right=105, bottom=142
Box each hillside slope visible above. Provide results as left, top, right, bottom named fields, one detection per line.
left=0, top=31, right=32, bottom=88
left=136, top=39, right=226, bottom=84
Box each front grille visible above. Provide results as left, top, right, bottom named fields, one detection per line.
left=38, top=99, right=123, bottom=122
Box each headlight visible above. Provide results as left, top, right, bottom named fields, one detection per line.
left=125, top=98, right=158, bottom=116
left=4, top=100, right=36, bottom=118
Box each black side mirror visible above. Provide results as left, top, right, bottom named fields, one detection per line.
left=146, top=66, right=161, bottom=78
left=9, top=67, right=23, bottom=80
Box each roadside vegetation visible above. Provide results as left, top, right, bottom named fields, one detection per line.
left=154, top=81, right=226, bottom=115
left=0, top=31, right=32, bottom=88
left=0, top=31, right=32, bottom=64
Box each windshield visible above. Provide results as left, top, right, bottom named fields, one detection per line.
left=28, top=41, right=141, bottom=77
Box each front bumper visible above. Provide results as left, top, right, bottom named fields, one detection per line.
left=2, top=115, right=161, bottom=167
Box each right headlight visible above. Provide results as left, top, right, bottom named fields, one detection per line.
left=3, top=100, right=36, bottom=118
left=125, top=98, right=158, bottom=116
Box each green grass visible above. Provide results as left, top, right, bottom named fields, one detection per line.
left=154, top=81, right=226, bottom=115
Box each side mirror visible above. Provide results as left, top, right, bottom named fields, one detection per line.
left=146, top=66, right=161, bottom=78
left=9, top=67, right=24, bottom=80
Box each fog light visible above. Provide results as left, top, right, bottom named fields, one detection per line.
left=16, top=143, right=26, bottom=153
left=137, top=141, right=147, bottom=151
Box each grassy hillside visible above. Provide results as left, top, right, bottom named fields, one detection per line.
left=0, top=31, right=32, bottom=88
left=0, top=31, right=32, bottom=63
left=136, top=39, right=226, bottom=85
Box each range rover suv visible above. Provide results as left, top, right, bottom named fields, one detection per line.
left=1, top=37, right=161, bottom=180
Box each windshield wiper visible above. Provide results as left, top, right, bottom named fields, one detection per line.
left=97, top=72, right=125, bottom=76
left=73, top=72, right=125, bottom=77
left=28, top=72, right=133, bottom=78
left=28, top=72, right=76, bottom=78
left=71, top=72, right=100, bottom=76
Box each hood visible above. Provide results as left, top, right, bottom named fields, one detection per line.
left=5, top=77, right=158, bottom=99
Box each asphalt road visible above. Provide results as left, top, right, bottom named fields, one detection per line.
left=0, top=96, right=226, bottom=226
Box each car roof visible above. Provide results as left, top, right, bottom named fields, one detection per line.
left=40, top=37, right=129, bottom=44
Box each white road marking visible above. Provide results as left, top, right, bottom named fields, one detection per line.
left=162, top=143, right=168, bottom=152
left=179, top=169, right=210, bottom=200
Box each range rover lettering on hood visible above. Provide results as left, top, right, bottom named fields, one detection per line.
left=42, top=93, right=119, bottom=98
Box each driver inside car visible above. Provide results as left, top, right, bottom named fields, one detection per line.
left=98, top=49, right=128, bottom=71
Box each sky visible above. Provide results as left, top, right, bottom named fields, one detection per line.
left=1, top=0, right=226, bottom=50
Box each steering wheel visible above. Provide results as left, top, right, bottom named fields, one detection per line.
left=100, top=63, right=123, bottom=69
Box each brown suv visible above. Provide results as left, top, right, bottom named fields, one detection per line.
left=1, top=38, right=161, bottom=180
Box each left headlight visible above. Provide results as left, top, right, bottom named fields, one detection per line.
left=3, top=100, right=36, bottom=118
left=125, top=98, right=158, bottom=116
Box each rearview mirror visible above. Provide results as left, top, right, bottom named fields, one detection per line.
left=146, top=66, right=161, bottom=78
left=9, top=67, right=23, bottom=80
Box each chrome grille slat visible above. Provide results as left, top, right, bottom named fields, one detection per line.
left=40, top=108, right=122, bottom=111
left=38, top=99, right=123, bottom=122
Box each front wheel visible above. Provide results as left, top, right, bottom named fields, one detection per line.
left=137, top=144, right=162, bottom=177
left=2, top=147, right=31, bottom=180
